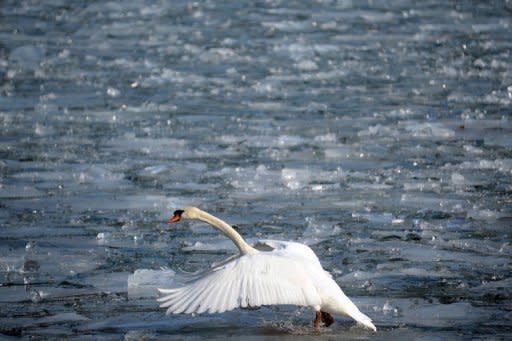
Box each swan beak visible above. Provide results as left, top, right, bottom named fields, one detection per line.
left=166, top=214, right=181, bottom=224
left=167, top=209, right=185, bottom=224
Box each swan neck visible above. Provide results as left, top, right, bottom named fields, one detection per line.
left=196, top=210, right=257, bottom=254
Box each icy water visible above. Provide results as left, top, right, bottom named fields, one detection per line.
left=1, top=0, right=511, bottom=340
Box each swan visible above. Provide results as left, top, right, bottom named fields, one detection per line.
left=157, top=207, right=376, bottom=331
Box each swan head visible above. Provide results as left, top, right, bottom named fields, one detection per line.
left=166, top=206, right=201, bottom=224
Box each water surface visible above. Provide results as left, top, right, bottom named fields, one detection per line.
left=1, top=0, right=511, bottom=340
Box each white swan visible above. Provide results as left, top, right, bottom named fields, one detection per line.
left=157, top=207, right=376, bottom=331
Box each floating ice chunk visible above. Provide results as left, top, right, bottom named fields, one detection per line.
left=142, top=68, right=210, bottom=87
left=84, top=272, right=129, bottom=293
left=263, top=21, right=311, bottom=33
left=107, top=133, right=187, bottom=156
left=125, top=194, right=175, bottom=211
left=314, top=133, right=337, bottom=143
left=346, top=264, right=457, bottom=284
left=63, top=193, right=173, bottom=212
left=466, top=208, right=502, bottom=220
left=470, top=277, right=512, bottom=294
left=96, top=232, right=112, bottom=244
left=382, top=301, right=399, bottom=315
left=277, top=135, right=304, bottom=147
left=1, top=255, right=25, bottom=276
left=360, top=11, right=396, bottom=23
left=295, top=60, right=318, bottom=71
left=217, top=135, right=244, bottom=144
left=121, top=102, right=177, bottom=113
left=128, top=269, right=175, bottom=299
left=498, top=242, right=510, bottom=254
left=143, top=165, right=169, bottom=175
left=29, top=288, right=48, bottom=303
left=319, top=21, right=338, bottom=30
left=9, top=45, right=45, bottom=70
left=0, top=286, right=31, bottom=303
left=252, top=80, right=278, bottom=93
left=391, top=108, right=418, bottom=117
left=59, top=254, right=103, bottom=277
left=358, top=124, right=396, bottom=137
left=0, top=184, right=44, bottom=198
left=333, top=200, right=376, bottom=209
left=136, top=165, right=170, bottom=180
left=352, top=211, right=394, bottom=224
left=403, top=182, right=441, bottom=193
left=245, top=101, right=285, bottom=111
left=416, top=220, right=444, bottom=231
left=404, top=122, right=455, bottom=139
left=181, top=240, right=236, bottom=252
left=216, top=164, right=281, bottom=195
left=281, top=168, right=310, bottom=190
left=451, top=172, right=466, bottom=186
left=38, top=312, right=89, bottom=324
left=463, top=144, right=484, bottom=154
left=456, top=159, right=512, bottom=173
left=339, top=270, right=375, bottom=282
left=324, top=145, right=355, bottom=159
left=400, top=193, right=466, bottom=213
left=301, top=217, right=341, bottom=245
left=124, top=330, right=159, bottom=341
left=34, top=123, right=55, bottom=136
left=400, top=267, right=441, bottom=277
left=436, top=238, right=509, bottom=256
left=72, top=165, right=125, bottom=186
left=208, top=47, right=237, bottom=58
left=201, top=47, right=240, bottom=62
left=311, top=183, right=341, bottom=192
left=348, top=183, right=393, bottom=191
left=403, top=302, right=491, bottom=328
left=96, top=232, right=110, bottom=239
left=106, top=87, right=120, bottom=97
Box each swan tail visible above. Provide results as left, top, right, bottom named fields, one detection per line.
left=351, top=310, right=377, bottom=332
left=334, top=288, right=377, bottom=331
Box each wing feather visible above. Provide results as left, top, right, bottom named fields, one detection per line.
left=193, top=280, right=215, bottom=313
left=183, top=287, right=202, bottom=313
left=158, top=252, right=321, bottom=315
left=239, top=275, right=249, bottom=306
left=171, top=288, right=193, bottom=313
left=208, top=280, right=224, bottom=313
left=221, top=276, right=236, bottom=312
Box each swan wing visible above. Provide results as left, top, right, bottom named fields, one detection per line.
left=157, top=252, right=321, bottom=314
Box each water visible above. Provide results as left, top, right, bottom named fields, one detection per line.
left=1, top=0, right=511, bottom=340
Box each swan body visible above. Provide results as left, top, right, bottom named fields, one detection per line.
left=158, top=207, right=376, bottom=331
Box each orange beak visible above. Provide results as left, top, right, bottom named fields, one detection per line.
left=166, top=214, right=181, bottom=224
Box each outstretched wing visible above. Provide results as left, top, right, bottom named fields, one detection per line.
left=157, top=252, right=321, bottom=314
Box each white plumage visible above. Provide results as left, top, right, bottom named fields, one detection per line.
left=159, top=249, right=319, bottom=314
left=157, top=207, right=376, bottom=331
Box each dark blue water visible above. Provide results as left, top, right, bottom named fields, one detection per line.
left=1, top=1, right=511, bottom=340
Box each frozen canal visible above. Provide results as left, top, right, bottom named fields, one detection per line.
left=1, top=0, right=511, bottom=340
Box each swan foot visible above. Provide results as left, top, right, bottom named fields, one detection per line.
left=313, top=311, right=334, bottom=329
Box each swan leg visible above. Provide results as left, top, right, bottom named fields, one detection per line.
left=313, top=311, right=322, bottom=329
left=321, top=311, right=334, bottom=327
